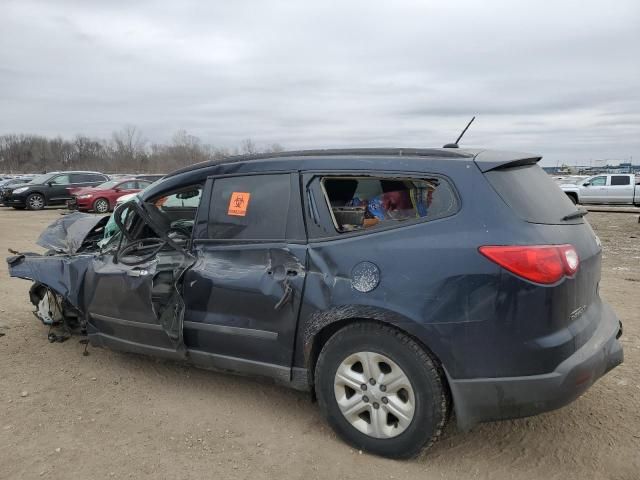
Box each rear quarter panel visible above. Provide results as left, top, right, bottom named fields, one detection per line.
left=295, top=161, right=603, bottom=380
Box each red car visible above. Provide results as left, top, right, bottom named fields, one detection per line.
left=68, top=178, right=151, bottom=213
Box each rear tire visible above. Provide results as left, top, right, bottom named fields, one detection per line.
left=315, top=322, right=449, bottom=459
left=26, top=193, right=45, bottom=210
left=93, top=198, right=110, bottom=213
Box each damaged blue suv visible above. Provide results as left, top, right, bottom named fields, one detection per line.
left=7, top=148, right=623, bottom=459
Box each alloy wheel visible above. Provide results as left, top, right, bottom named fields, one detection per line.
left=334, top=351, right=415, bottom=439
left=94, top=199, right=109, bottom=213
left=28, top=194, right=44, bottom=210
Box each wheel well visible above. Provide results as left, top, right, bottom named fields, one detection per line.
left=307, top=318, right=451, bottom=403
left=26, top=191, right=46, bottom=206
left=565, top=192, right=578, bottom=202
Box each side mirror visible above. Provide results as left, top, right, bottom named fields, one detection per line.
left=583, top=182, right=590, bottom=187
left=113, top=188, right=122, bottom=192
left=47, top=181, right=53, bottom=186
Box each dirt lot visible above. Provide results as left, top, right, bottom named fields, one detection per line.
left=0, top=208, right=638, bottom=480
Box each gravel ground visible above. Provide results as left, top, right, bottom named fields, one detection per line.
left=0, top=208, right=638, bottom=480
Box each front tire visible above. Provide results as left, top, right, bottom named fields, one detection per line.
left=26, top=193, right=45, bottom=210
left=93, top=198, right=110, bottom=213
left=315, top=322, right=449, bottom=459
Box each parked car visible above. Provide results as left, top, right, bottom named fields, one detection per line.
left=560, top=174, right=640, bottom=205
left=0, top=174, right=34, bottom=181
left=105, top=173, right=164, bottom=182
left=68, top=178, right=152, bottom=213
left=111, top=177, right=163, bottom=208
left=552, top=175, right=588, bottom=185
left=7, top=148, right=623, bottom=459
left=3, top=171, right=109, bottom=210
left=114, top=192, right=138, bottom=208
left=133, top=174, right=165, bottom=182
left=106, top=173, right=134, bottom=179
left=0, top=177, right=36, bottom=204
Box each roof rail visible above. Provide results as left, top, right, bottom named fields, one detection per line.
left=166, top=147, right=474, bottom=177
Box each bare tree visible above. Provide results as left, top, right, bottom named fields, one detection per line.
left=0, top=131, right=285, bottom=174
left=111, top=125, right=148, bottom=172
left=264, top=143, right=285, bottom=153
left=240, top=138, right=257, bottom=155
left=73, top=135, right=107, bottom=171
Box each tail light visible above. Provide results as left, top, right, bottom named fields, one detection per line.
left=479, top=244, right=579, bottom=284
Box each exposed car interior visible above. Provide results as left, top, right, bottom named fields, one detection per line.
left=107, top=185, right=203, bottom=252
left=107, top=185, right=202, bottom=323
left=321, top=176, right=457, bottom=232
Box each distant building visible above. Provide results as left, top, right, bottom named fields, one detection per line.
left=544, top=162, right=639, bottom=176
left=542, top=166, right=573, bottom=174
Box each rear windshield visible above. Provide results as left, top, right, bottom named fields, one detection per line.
left=484, top=164, right=580, bottom=224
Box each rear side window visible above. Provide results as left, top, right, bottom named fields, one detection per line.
left=69, top=174, right=86, bottom=183
left=485, top=164, right=578, bottom=224
left=73, top=173, right=105, bottom=183
left=320, top=176, right=458, bottom=233
left=208, top=174, right=291, bottom=241
left=611, top=175, right=630, bottom=186
left=121, top=181, right=140, bottom=189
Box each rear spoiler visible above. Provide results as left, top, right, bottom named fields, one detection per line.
left=473, top=150, right=542, bottom=173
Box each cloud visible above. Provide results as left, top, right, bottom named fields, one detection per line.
left=0, top=0, right=638, bottom=165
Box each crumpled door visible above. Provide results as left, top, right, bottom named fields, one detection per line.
left=8, top=201, right=194, bottom=357
left=83, top=199, right=195, bottom=354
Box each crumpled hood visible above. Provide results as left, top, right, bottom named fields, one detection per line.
left=36, top=212, right=109, bottom=254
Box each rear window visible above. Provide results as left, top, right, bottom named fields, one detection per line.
left=320, top=175, right=458, bottom=233
left=484, top=164, right=579, bottom=224
left=611, top=175, right=630, bottom=186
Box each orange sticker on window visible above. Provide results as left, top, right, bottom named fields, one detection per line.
left=228, top=192, right=251, bottom=216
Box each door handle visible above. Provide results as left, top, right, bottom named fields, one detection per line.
left=274, top=281, right=293, bottom=310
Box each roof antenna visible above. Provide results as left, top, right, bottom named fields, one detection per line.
left=443, top=116, right=475, bottom=148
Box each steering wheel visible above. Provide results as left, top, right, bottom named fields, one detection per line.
left=117, top=237, right=166, bottom=266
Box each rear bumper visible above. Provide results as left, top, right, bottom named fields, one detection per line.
left=449, top=301, right=623, bottom=430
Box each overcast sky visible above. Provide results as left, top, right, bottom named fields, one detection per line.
left=1, top=0, right=639, bottom=166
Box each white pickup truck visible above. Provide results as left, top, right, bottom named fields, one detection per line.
left=560, top=174, right=640, bottom=205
